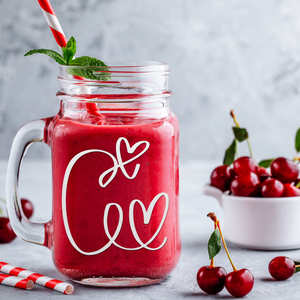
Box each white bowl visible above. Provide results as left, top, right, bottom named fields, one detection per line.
left=203, top=184, right=300, bottom=250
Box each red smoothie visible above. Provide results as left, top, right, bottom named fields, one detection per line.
left=47, top=109, right=180, bottom=281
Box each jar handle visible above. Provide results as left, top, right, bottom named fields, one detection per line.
left=6, top=119, right=51, bottom=247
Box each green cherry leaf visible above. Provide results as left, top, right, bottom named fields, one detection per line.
left=295, top=128, right=300, bottom=153
left=208, top=228, right=221, bottom=260
left=232, top=127, right=249, bottom=142
left=294, top=261, right=300, bottom=273
left=24, top=49, right=67, bottom=65
left=223, top=139, right=237, bottom=166
left=258, top=159, right=274, bottom=168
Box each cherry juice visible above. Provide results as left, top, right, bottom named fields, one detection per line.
left=47, top=109, right=180, bottom=281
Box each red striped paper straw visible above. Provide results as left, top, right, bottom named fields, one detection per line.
left=36, top=0, right=102, bottom=117
left=0, top=262, right=74, bottom=295
left=37, top=0, right=67, bottom=48
left=0, top=273, right=34, bottom=290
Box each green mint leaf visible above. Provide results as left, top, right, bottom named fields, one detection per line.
left=69, top=56, right=107, bottom=67
left=223, top=139, right=237, bottom=166
left=24, top=49, right=67, bottom=65
left=62, top=36, right=77, bottom=64
left=232, top=127, right=249, bottom=142
left=68, top=56, right=110, bottom=80
left=294, top=261, right=300, bottom=273
left=208, top=228, right=221, bottom=260
left=295, top=128, right=300, bottom=153
left=258, top=159, right=274, bottom=168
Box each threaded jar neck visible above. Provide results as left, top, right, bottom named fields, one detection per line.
left=57, top=61, right=171, bottom=103
left=56, top=61, right=172, bottom=121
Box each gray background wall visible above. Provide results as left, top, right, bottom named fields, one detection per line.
left=1, top=0, right=300, bottom=163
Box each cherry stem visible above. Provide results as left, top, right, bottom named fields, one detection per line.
left=296, top=181, right=300, bottom=189
left=235, top=142, right=239, bottom=159
left=294, top=157, right=300, bottom=165
left=230, top=110, right=253, bottom=158
left=209, top=257, right=215, bottom=268
left=230, top=110, right=240, bottom=127
left=0, top=197, right=5, bottom=216
left=208, top=212, right=238, bottom=272
left=295, top=264, right=300, bottom=268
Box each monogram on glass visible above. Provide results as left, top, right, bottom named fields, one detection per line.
left=6, top=61, right=181, bottom=287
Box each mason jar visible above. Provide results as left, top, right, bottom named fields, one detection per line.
left=6, top=61, right=180, bottom=287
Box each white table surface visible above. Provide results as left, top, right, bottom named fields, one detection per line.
left=1, top=159, right=300, bottom=299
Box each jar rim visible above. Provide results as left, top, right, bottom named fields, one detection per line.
left=59, top=60, right=170, bottom=77
left=57, top=60, right=171, bottom=101
left=60, top=60, right=168, bottom=67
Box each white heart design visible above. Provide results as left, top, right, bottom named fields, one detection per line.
left=99, top=137, right=150, bottom=187
left=128, top=192, right=169, bottom=251
left=61, top=138, right=170, bottom=255
left=116, top=137, right=150, bottom=179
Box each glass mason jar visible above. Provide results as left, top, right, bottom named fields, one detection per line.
left=6, top=61, right=180, bottom=287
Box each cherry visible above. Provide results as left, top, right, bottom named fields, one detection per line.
left=207, top=213, right=254, bottom=298
left=271, top=157, right=299, bottom=184
left=197, top=266, right=227, bottom=294
left=225, top=269, right=254, bottom=298
left=0, top=217, right=16, bottom=243
left=257, top=166, right=270, bottom=177
left=258, top=174, right=270, bottom=184
left=282, top=183, right=300, bottom=197
left=210, top=165, right=235, bottom=192
left=261, top=178, right=284, bottom=197
left=257, top=167, right=271, bottom=183
left=269, top=256, right=295, bottom=280
left=231, top=172, right=260, bottom=197
left=256, top=166, right=271, bottom=183
left=21, top=198, right=34, bottom=219
left=233, top=156, right=258, bottom=176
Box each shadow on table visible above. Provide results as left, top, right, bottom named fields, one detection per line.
left=260, top=277, right=277, bottom=282
left=180, top=291, right=233, bottom=299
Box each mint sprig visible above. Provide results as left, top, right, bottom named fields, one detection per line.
left=24, top=36, right=110, bottom=80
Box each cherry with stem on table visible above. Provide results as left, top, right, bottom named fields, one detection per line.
left=269, top=256, right=300, bottom=281
left=207, top=213, right=254, bottom=298
left=196, top=222, right=227, bottom=294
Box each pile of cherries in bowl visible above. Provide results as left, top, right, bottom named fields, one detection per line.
left=211, top=156, right=300, bottom=197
